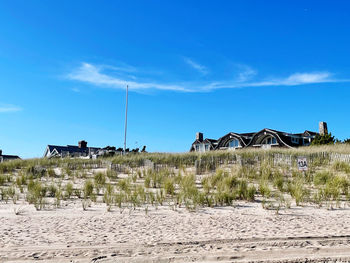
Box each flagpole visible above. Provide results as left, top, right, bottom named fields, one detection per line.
left=123, top=85, right=129, bottom=154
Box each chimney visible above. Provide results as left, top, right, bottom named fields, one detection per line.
left=78, top=140, right=87, bottom=149
left=196, top=132, right=203, bottom=142
left=319, top=122, right=328, bottom=136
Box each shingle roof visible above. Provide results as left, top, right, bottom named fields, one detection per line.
left=47, top=145, right=100, bottom=155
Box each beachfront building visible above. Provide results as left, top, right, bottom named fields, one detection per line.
left=43, top=140, right=101, bottom=158
left=0, top=150, right=21, bottom=163
left=190, top=122, right=327, bottom=152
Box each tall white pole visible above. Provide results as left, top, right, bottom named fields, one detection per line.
left=123, top=85, right=129, bottom=154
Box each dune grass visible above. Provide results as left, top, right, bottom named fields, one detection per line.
left=0, top=144, right=350, bottom=212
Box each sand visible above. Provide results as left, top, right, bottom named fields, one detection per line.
left=1, top=201, right=350, bottom=263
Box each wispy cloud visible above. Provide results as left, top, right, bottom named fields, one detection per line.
left=0, top=104, right=22, bottom=113
left=68, top=63, right=191, bottom=92
left=236, top=64, right=257, bottom=82
left=67, top=62, right=345, bottom=93
left=183, top=57, right=208, bottom=75
left=246, top=72, right=334, bottom=87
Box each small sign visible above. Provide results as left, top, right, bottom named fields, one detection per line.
left=297, top=157, right=308, bottom=171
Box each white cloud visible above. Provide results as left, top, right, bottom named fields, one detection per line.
left=0, top=104, right=22, bottom=113
left=183, top=57, right=208, bottom=75
left=68, top=63, right=192, bottom=92
left=284, top=72, right=331, bottom=85
left=67, top=62, right=345, bottom=93
left=246, top=72, right=334, bottom=87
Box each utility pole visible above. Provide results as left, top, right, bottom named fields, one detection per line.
left=123, top=85, right=129, bottom=154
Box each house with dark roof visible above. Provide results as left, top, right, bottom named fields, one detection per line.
left=190, top=122, right=325, bottom=152
left=43, top=140, right=101, bottom=158
left=0, top=150, right=21, bottom=163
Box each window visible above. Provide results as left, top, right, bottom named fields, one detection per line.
left=262, top=136, right=277, bottom=145
left=291, top=137, right=299, bottom=144
left=195, top=144, right=209, bottom=152
left=228, top=139, right=240, bottom=148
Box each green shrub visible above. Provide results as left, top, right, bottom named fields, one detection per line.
left=118, top=178, right=131, bottom=194
left=332, top=161, right=350, bottom=174
left=311, top=133, right=335, bottom=145
left=65, top=182, right=74, bottom=199
left=83, top=180, right=94, bottom=198
left=103, top=183, right=114, bottom=207
left=106, top=169, right=118, bottom=180
left=238, top=166, right=258, bottom=180
left=0, top=175, right=6, bottom=186
left=259, top=180, right=271, bottom=198
left=211, top=169, right=227, bottom=187
left=247, top=185, right=256, bottom=201
left=74, top=188, right=82, bottom=199
left=94, top=172, right=106, bottom=194
left=26, top=181, right=46, bottom=210
left=47, top=168, right=56, bottom=177
left=273, top=172, right=284, bottom=192
left=144, top=176, right=151, bottom=188
left=259, top=162, right=273, bottom=180
left=55, top=189, right=62, bottom=207
left=289, top=179, right=309, bottom=206
left=314, top=171, right=332, bottom=186
left=179, top=174, right=200, bottom=209
left=48, top=184, right=57, bottom=197
left=163, top=178, right=175, bottom=196
left=7, top=186, right=18, bottom=204
left=114, top=192, right=125, bottom=208
left=237, top=179, right=248, bottom=200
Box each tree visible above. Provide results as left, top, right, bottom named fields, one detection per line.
left=344, top=138, right=350, bottom=144
left=311, top=133, right=335, bottom=146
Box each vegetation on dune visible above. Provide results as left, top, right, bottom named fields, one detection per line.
left=0, top=144, right=350, bottom=213
left=311, top=133, right=336, bottom=146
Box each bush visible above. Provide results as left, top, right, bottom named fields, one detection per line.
left=103, top=183, right=114, bottom=208
left=94, top=172, right=106, bottom=194
left=314, top=171, right=332, bottom=186
left=65, top=182, right=74, bottom=199
left=332, top=161, right=350, bottom=174
left=311, top=133, right=335, bottom=145
left=0, top=175, right=6, bottom=186
left=237, top=179, right=248, bottom=200
left=259, top=180, right=271, bottom=198
left=26, top=181, right=46, bottom=210
left=118, top=178, right=131, bottom=194
left=163, top=178, right=175, bottom=196
left=144, top=176, right=151, bottom=188
left=83, top=180, right=94, bottom=199
left=273, top=172, right=284, bottom=192
left=48, top=184, right=57, bottom=197
left=247, top=185, right=256, bottom=201
left=289, top=179, right=309, bottom=206
left=74, top=188, right=82, bottom=199
left=179, top=174, right=200, bottom=210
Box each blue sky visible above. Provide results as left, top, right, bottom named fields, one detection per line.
left=1, top=1, right=350, bottom=158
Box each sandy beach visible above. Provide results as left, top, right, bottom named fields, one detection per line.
left=1, top=201, right=350, bottom=263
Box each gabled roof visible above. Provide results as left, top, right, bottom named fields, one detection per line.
left=189, top=138, right=218, bottom=151
left=216, top=132, right=255, bottom=148
left=46, top=145, right=100, bottom=156
left=190, top=126, right=318, bottom=152
left=205, top=138, right=218, bottom=144
left=1, top=154, right=20, bottom=160
left=246, top=128, right=294, bottom=148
